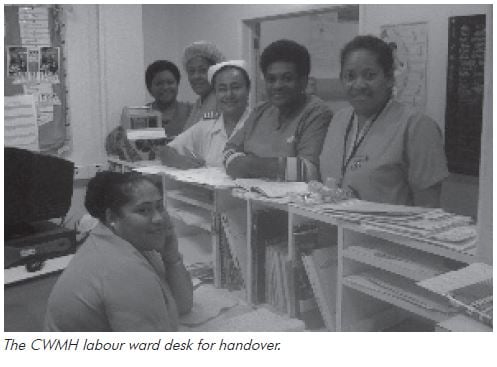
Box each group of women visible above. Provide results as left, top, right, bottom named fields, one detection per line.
left=45, top=35, right=448, bottom=331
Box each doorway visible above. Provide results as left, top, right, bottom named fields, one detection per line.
left=245, top=5, right=359, bottom=113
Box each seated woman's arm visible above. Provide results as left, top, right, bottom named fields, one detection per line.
left=159, top=145, right=204, bottom=169
left=294, top=105, right=332, bottom=181
left=158, top=125, right=205, bottom=169
left=223, top=108, right=287, bottom=179
left=225, top=153, right=280, bottom=179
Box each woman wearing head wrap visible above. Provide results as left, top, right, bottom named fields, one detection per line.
left=45, top=172, right=193, bottom=331
left=159, top=60, right=251, bottom=169
left=319, top=35, right=448, bottom=206
left=223, top=39, right=332, bottom=181
left=182, top=40, right=226, bottom=130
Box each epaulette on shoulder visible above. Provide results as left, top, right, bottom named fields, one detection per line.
left=203, top=111, right=219, bottom=120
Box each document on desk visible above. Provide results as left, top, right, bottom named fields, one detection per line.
left=234, top=178, right=309, bottom=198
left=317, top=199, right=430, bottom=216
left=135, top=166, right=235, bottom=187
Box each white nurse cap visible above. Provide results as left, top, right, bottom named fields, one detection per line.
left=207, top=60, right=249, bottom=85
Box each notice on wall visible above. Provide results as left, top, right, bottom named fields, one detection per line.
left=4, top=94, right=40, bottom=151
left=18, top=6, right=50, bottom=45
left=7, top=46, right=28, bottom=75
left=308, top=12, right=339, bottom=79
left=380, top=22, right=428, bottom=111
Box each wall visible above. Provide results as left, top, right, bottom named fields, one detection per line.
left=65, top=4, right=145, bottom=165
left=143, top=4, right=335, bottom=102
left=63, top=4, right=145, bottom=226
left=477, top=11, right=493, bottom=265
left=141, top=4, right=181, bottom=104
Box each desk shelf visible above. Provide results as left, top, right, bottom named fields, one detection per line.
left=168, top=204, right=212, bottom=232
left=336, top=226, right=471, bottom=331
left=342, top=243, right=455, bottom=282
left=167, top=189, right=214, bottom=211
left=342, top=272, right=456, bottom=323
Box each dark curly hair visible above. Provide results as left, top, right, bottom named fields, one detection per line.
left=340, top=35, right=395, bottom=78
left=84, top=171, right=159, bottom=222
left=145, top=60, right=181, bottom=92
left=260, top=39, right=311, bottom=77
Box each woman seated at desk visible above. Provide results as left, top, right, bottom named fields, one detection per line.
left=182, top=40, right=226, bottom=130
left=319, top=35, right=448, bottom=207
left=223, top=39, right=332, bottom=181
left=44, top=172, right=193, bottom=331
left=106, top=60, right=192, bottom=161
left=159, top=60, right=251, bottom=169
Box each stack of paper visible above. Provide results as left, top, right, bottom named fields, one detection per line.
left=293, top=200, right=477, bottom=252
left=135, top=166, right=235, bottom=188
left=235, top=178, right=309, bottom=198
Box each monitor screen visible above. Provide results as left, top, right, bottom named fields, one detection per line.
left=5, top=147, right=74, bottom=237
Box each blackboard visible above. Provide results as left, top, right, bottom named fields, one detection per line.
left=445, top=14, right=486, bottom=177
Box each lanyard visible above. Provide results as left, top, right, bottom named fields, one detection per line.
left=340, top=100, right=391, bottom=182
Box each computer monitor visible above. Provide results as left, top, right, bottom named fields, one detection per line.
left=4, top=147, right=74, bottom=239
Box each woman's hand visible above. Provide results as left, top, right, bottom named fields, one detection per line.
left=158, top=214, right=181, bottom=263
left=159, top=145, right=205, bottom=169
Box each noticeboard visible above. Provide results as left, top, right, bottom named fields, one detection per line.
left=445, top=14, right=486, bottom=177
left=4, top=5, right=69, bottom=155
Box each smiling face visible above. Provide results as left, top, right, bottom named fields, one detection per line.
left=110, top=180, right=167, bottom=252
left=341, top=49, right=394, bottom=118
left=213, top=67, right=249, bottom=118
left=149, top=70, right=178, bottom=105
left=264, top=61, right=308, bottom=109
left=186, top=56, right=212, bottom=98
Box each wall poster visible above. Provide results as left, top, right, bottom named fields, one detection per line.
left=380, top=22, right=428, bottom=111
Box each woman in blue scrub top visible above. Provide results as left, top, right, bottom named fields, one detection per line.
left=319, top=35, right=448, bottom=207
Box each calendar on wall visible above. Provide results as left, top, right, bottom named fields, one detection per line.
left=4, top=5, right=70, bottom=155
